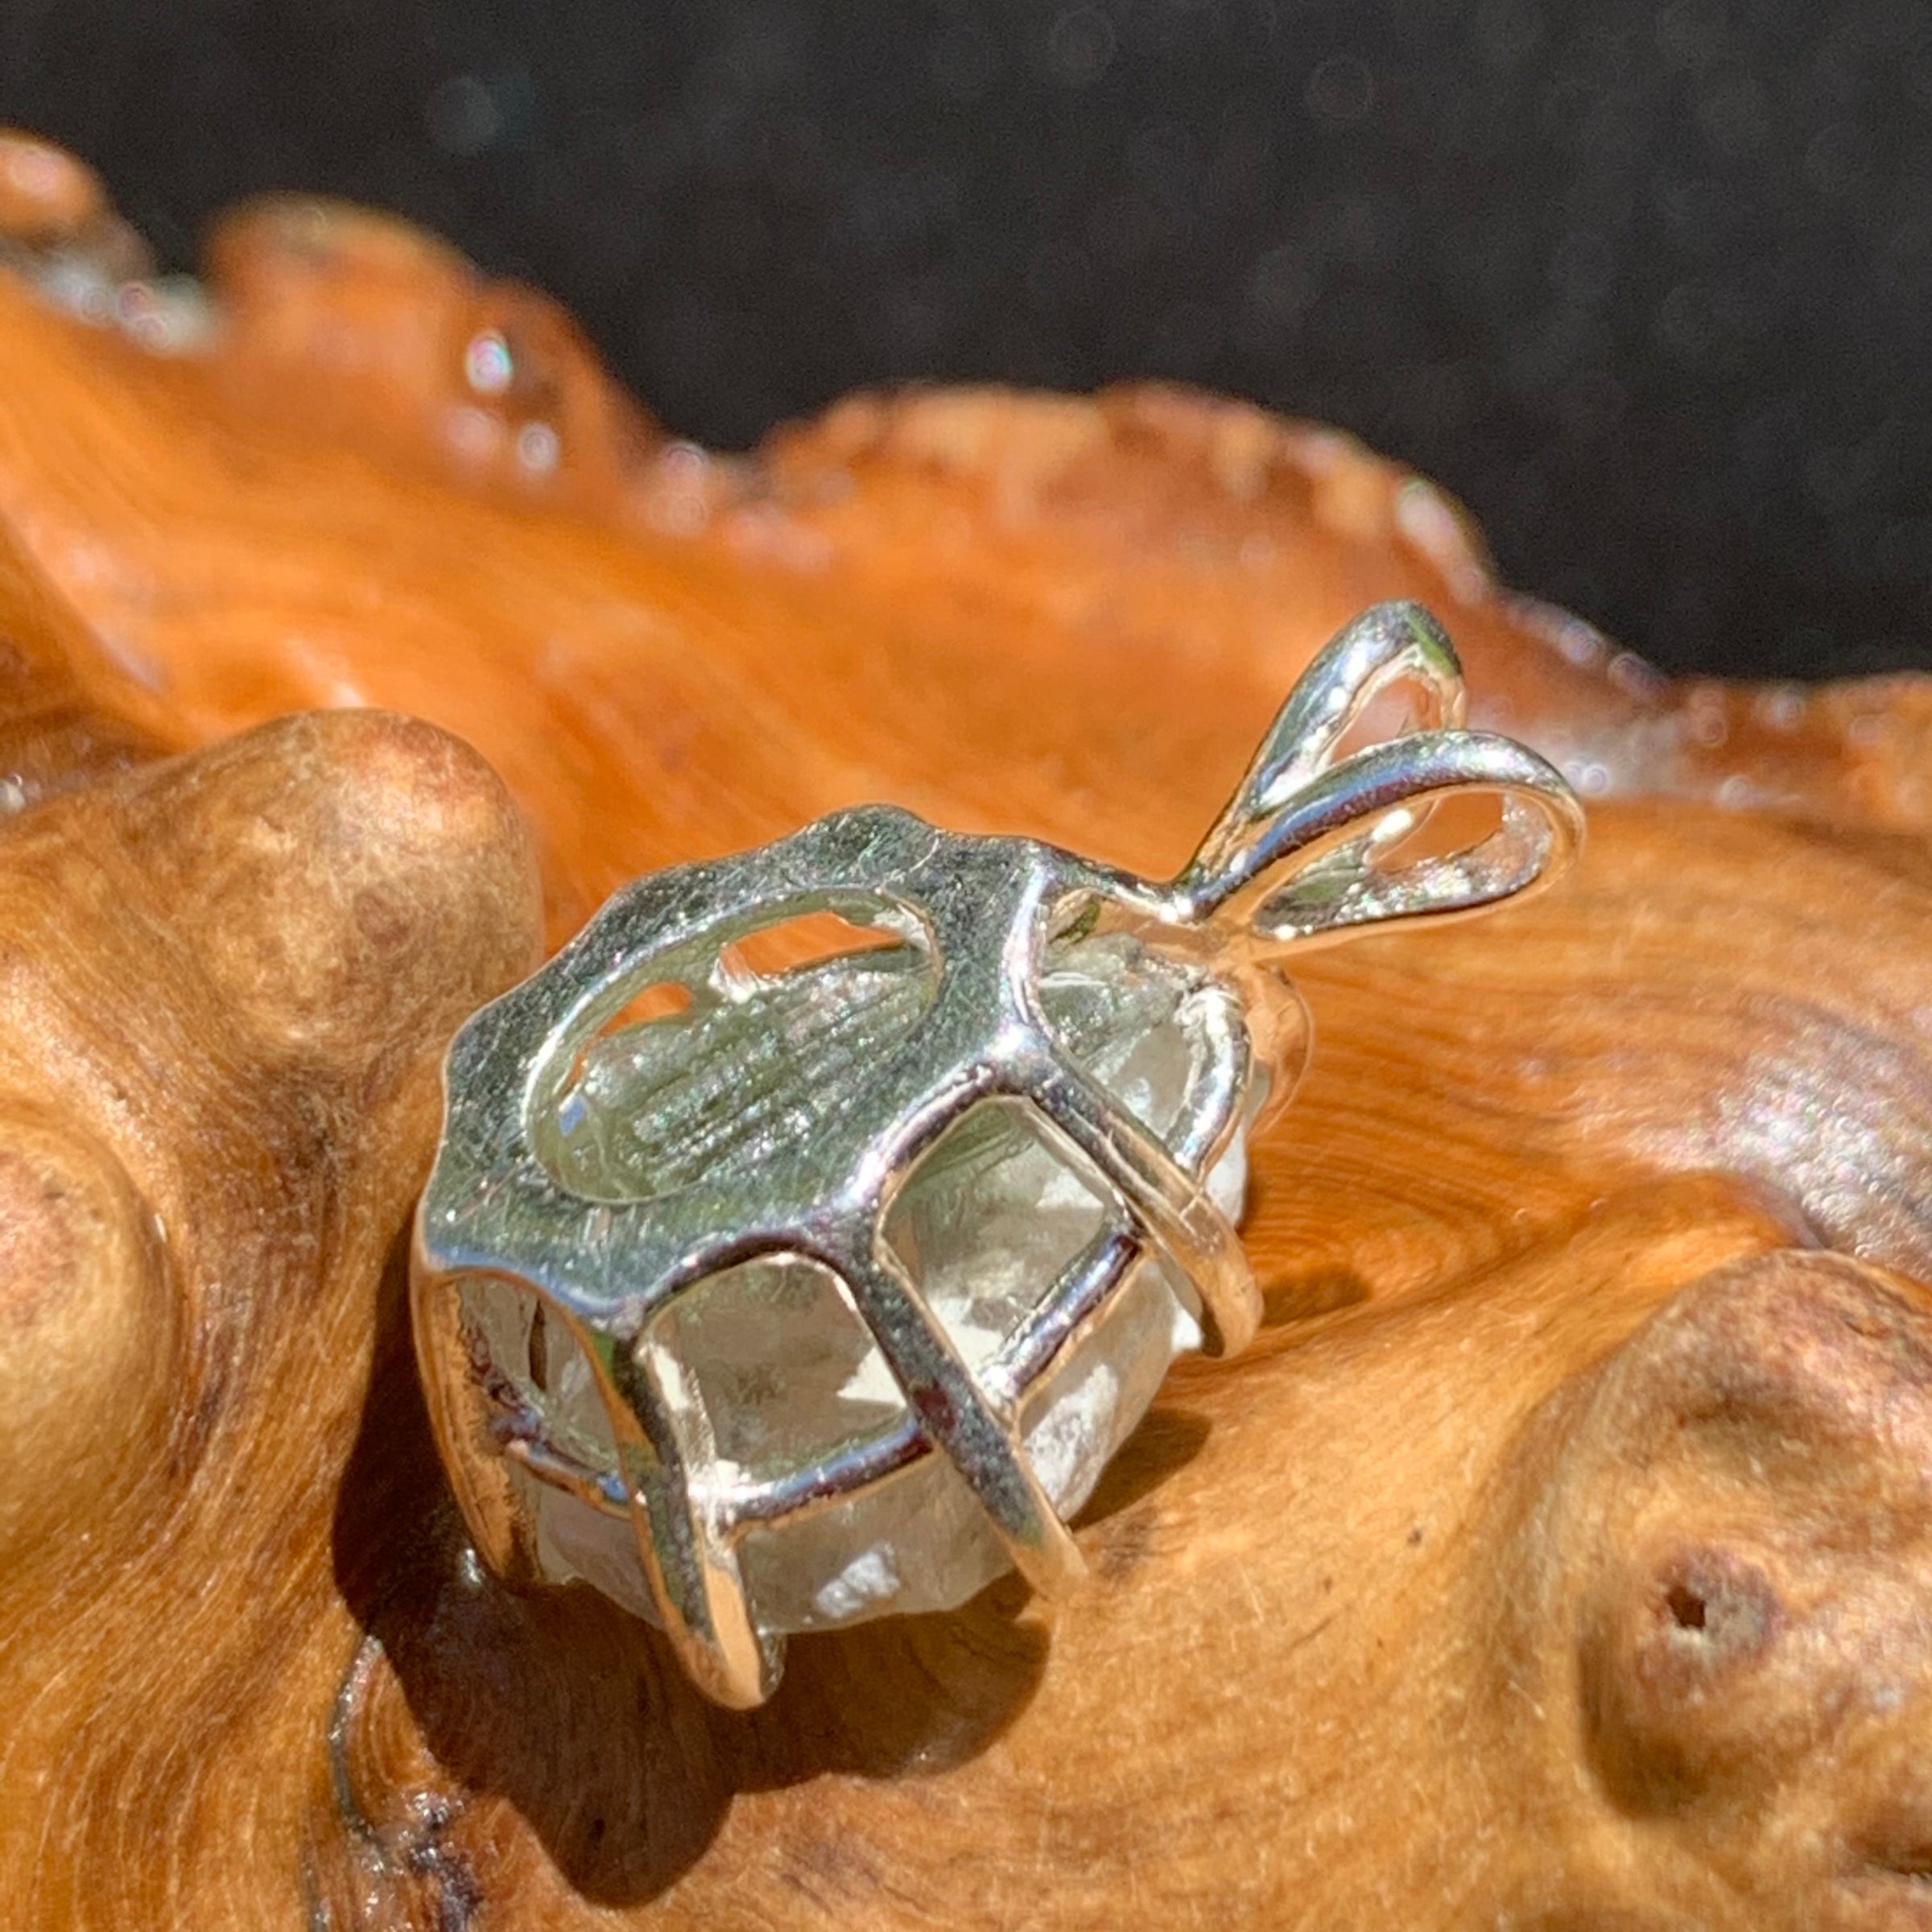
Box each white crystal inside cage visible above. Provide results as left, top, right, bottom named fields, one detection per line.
left=462, top=929, right=1257, bottom=1633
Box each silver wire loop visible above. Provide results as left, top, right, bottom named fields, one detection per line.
left=1170, top=601, right=1583, bottom=949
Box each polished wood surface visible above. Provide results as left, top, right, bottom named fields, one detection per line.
left=1, top=130, right=1928, bottom=1929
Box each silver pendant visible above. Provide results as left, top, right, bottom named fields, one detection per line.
left=412, top=601, right=1583, bottom=1707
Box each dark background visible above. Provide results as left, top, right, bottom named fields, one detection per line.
left=4, top=0, right=1930, bottom=678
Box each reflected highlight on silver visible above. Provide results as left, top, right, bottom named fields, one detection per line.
left=411, top=599, right=1584, bottom=1707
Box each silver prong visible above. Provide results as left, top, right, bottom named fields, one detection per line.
left=619, top=1337, right=780, bottom=1710
left=1023, top=1063, right=1261, bottom=1358
left=838, top=1242, right=1086, bottom=1596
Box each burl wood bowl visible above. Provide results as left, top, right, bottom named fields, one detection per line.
left=2, top=130, right=1930, bottom=1930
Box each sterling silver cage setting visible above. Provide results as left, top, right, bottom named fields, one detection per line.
left=412, top=600, right=1584, bottom=1707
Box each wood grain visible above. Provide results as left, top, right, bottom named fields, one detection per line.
left=1, top=129, right=1929, bottom=1929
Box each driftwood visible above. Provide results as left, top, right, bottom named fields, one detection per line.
left=0, top=130, right=1930, bottom=1927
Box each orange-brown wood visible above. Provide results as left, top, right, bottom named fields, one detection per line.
left=1, top=130, right=1930, bottom=1928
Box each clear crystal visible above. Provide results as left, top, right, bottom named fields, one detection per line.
left=547, top=938, right=940, bottom=1203
left=475, top=929, right=1252, bottom=1633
